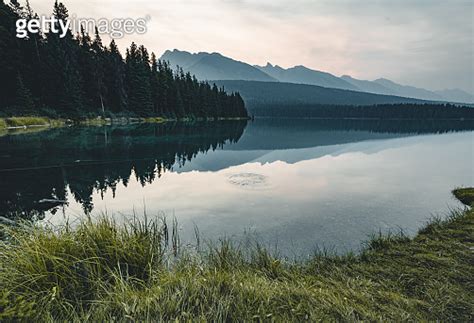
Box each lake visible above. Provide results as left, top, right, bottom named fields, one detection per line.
left=1, top=119, right=473, bottom=256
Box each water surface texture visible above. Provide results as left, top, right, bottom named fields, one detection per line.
left=1, top=119, right=473, bottom=255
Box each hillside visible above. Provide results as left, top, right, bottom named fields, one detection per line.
left=373, top=78, right=444, bottom=101
left=214, top=80, right=424, bottom=113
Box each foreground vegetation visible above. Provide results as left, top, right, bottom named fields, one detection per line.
left=1, top=189, right=473, bottom=321
left=453, top=187, right=474, bottom=206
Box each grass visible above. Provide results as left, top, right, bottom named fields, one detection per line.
left=0, top=117, right=66, bottom=137
left=2, top=117, right=52, bottom=128
left=78, top=117, right=111, bottom=126
left=0, top=190, right=473, bottom=321
left=143, top=117, right=167, bottom=123
left=0, top=116, right=68, bottom=131
left=0, top=116, right=249, bottom=133
left=453, top=187, right=474, bottom=206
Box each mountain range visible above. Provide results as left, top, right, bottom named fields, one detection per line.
left=160, top=49, right=473, bottom=104
left=256, top=63, right=358, bottom=91
left=160, top=50, right=276, bottom=82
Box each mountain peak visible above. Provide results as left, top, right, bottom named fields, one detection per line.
left=159, top=49, right=277, bottom=82
left=167, top=49, right=191, bottom=55
left=374, top=78, right=395, bottom=84
left=258, top=64, right=359, bottom=91
left=159, top=49, right=472, bottom=103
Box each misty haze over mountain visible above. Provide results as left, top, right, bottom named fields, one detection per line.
left=161, top=49, right=474, bottom=104
left=160, top=50, right=276, bottom=82
left=256, top=63, right=358, bottom=91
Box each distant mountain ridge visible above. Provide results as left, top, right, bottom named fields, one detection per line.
left=374, top=78, right=444, bottom=101
left=340, top=75, right=393, bottom=95
left=342, top=76, right=474, bottom=104
left=160, top=49, right=474, bottom=104
left=434, top=89, right=474, bottom=104
left=160, top=50, right=277, bottom=82
left=256, top=63, right=358, bottom=91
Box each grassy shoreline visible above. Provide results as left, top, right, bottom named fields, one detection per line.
left=0, top=116, right=65, bottom=130
left=0, top=116, right=250, bottom=134
left=0, top=189, right=473, bottom=321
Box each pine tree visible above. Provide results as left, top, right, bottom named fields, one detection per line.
left=104, top=40, right=127, bottom=113
left=42, top=1, right=84, bottom=117
left=150, top=52, right=161, bottom=115
left=0, top=0, right=22, bottom=110
left=125, top=43, right=153, bottom=116
left=91, top=28, right=106, bottom=114
left=13, top=72, right=35, bottom=115
left=18, top=1, right=43, bottom=104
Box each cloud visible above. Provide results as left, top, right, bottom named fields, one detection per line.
left=26, top=0, right=473, bottom=92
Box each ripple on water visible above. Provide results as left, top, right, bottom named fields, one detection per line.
left=227, top=173, right=269, bottom=190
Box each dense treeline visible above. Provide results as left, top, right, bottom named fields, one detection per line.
left=252, top=103, right=474, bottom=119
left=231, top=118, right=474, bottom=151
left=0, top=1, right=248, bottom=119
left=213, top=80, right=424, bottom=110
left=214, top=80, right=474, bottom=118
left=252, top=118, right=474, bottom=136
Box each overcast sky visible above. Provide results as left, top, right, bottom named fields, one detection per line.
left=27, top=0, right=473, bottom=93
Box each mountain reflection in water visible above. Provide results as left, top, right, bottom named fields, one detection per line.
left=0, top=118, right=472, bottom=254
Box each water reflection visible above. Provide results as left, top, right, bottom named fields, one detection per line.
left=0, top=119, right=472, bottom=254
left=0, top=121, right=247, bottom=220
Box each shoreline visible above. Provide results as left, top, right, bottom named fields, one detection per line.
left=0, top=188, right=472, bottom=320
left=253, top=116, right=474, bottom=121
left=1, top=115, right=472, bottom=134
left=0, top=116, right=251, bottom=135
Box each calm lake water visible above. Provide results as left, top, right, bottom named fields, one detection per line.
left=1, top=119, right=473, bottom=256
